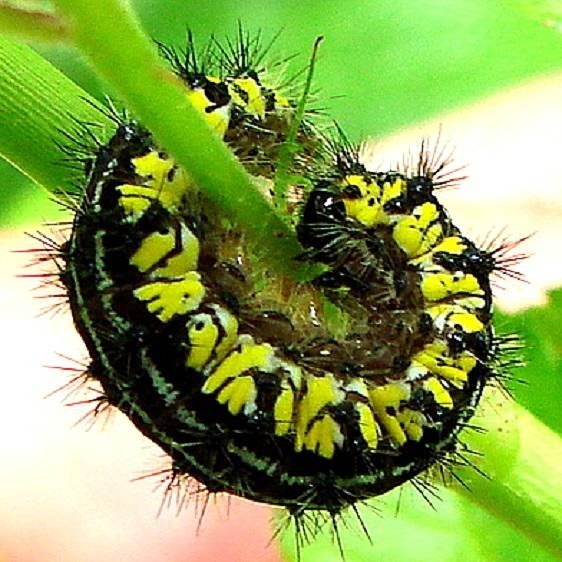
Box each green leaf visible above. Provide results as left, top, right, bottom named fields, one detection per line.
left=496, top=288, right=562, bottom=435
left=510, top=0, right=562, bottom=31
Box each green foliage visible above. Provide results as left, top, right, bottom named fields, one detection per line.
left=497, top=288, right=562, bottom=435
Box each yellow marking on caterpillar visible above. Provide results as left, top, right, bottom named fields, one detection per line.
left=130, top=225, right=200, bottom=276
left=134, top=152, right=189, bottom=208
left=345, top=378, right=379, bottom=449
left=380, top=176, right=406, bottom=206
left=413, top=341, right=476, bottom=386
left=304, top=415, right=342, bottom=459
left=274, top=386, right=295, bottom=436
left=393, top=202, right=442, bottom=258
left=133, top=272, right=205, bottom=322
left=396, top=408, right=426, bottom=441
left=424, top=376, right=454, bottom=409
left=421, top=272, right=484, bottom=303
left=455, top=353, right=478, bottom=383
left=356, top=402, right=379, bottom=449
left=130, top=230, right=175, bottom=272
left=434, top=236, right=466, bottom=255
left=116, top=187, right=152, bottom=216
left=117, top=153, right=190, bottom=216
left=410, top=235, right=467, bottom=270
left=186, top=306, right=240, bottom=370
left=228, top=77, right=266, bottom=119
left=342, top=175, right=388, bottom=226
left=202, top=337, right=274, bottom=395
left=186, top=76, right=230, bottom=136
left=273, top=364, right=302, bottom=436
left=217, top=375, right=257, bottom=415
left=295, top=375, right=342, bottom=458
left=369, top=382, right=410, bottom=446
left=153, top=225, right=200, bottom=277
left=211, top=306, right=240, bottom=365
left=448, top=311, right=484, bottom=333
left=427, top=304, right=485, bottom=334
left=186, top=313, right=220, bottom=370
left=271, top=88, right=291, bottom=108
left=133, top=151, right=172, bottom=179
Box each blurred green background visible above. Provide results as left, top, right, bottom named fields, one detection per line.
left=1, top=1, right=561, bottom=561
left=3, top=0, right=562, bottom=227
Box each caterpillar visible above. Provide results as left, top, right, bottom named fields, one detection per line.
left=36, top=26, right=522, bottom=557
left=156, top=24, right=319, bottom=179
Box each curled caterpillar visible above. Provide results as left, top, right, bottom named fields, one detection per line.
left=61, top=124, right=498, bottom=501
left=39, top=26, right=523, bottom=554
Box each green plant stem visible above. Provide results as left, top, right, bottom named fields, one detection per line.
left=50, top=0, right=316, bottom=281
left=456, top=386, right=562, bottom=559
left=0, top=3, right=66, bottom=43
left=273, top=35, right=323, bottom=209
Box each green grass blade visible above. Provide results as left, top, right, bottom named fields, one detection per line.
left=0, top=35, right=111, bottom=192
